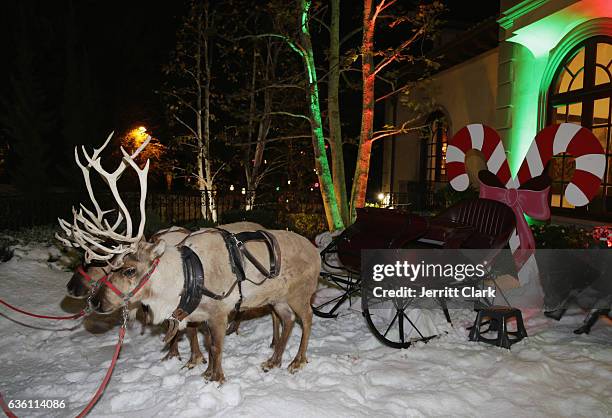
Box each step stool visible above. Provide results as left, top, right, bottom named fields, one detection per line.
left=468, top=306, right=527, bottom=349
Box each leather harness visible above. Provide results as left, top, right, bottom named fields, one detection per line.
left=170, top=229, right=281, bottom=322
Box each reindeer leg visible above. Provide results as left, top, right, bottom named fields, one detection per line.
left=162, top=332, right=182, bottom=362
left=183, top=322, right=206, bottom=369
left=202, top=314, right=227, bottom=384
left=225, top=310, right=241, bottom=336
left=287, top=299, right=313, bottom=373
left=202, top=323, right=214, bottom=378
left=270, top=309, right=280, bottom=349
left=262, top=303, right=294, bottom=372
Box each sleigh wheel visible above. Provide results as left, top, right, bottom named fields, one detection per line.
left=363, top=299, right=436, bottom=349
left=312, top=273, right=361, bottom=318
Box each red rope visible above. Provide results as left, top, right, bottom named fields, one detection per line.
left=0, top=298, right=85, bottom=320
left=0, top=394, right=17, bottom=418
left=75, top=326, right=125, bottom=417
left=0, top=325, right=126, bottom=418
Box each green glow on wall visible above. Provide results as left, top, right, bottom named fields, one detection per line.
left=503, top=4, right=595, bottom=176
left=506, top=45, right=548, bottom=176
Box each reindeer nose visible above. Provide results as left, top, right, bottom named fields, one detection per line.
left=89, top=294, right=103, bottom=313
left=67, top=273, right=88, bottom=297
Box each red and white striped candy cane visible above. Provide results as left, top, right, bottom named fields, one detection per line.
left=446, top=124, right=513, bottom=190
left=446, top=124, right=535, bottom=283
left=446, top=122, right=606, bottom=290
left=516, top=123, right=605, bottom=206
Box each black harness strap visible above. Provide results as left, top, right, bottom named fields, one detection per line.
left=215, top=228, right=281, bottom=323
left=170, top=229, right=281, bottom=323
left=234, top=231, right=281, bottom=279
left=173, top=246, right=205, bottom=321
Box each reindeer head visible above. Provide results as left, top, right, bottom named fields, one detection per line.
left=57, top=132, right=153, bottom=310
left=90, top=239, right=167, bottom=313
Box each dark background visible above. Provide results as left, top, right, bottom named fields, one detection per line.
left=0, top=0, right=499, bottom=195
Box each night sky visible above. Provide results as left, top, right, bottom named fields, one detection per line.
left=0, top=0, right=499, bottom=193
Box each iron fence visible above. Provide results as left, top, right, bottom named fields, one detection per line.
left=0, top=189, right=324, bottom=230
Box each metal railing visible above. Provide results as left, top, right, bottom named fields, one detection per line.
left=0, top=189, right=324, bottom=230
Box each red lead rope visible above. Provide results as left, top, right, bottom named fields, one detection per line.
left=0, top=322, right=126, bottom=418
left=0, top=299, right=86, bottom=320
left=0, top=259, right=161, bottom=417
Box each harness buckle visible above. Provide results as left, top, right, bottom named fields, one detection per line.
left=231, top=235, right=244, bottom=248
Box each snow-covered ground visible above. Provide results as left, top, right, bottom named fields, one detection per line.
left=1, top=240, right=611, bottom=418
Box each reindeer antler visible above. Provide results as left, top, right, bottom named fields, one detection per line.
left=56, top=133, right=151, bottom=264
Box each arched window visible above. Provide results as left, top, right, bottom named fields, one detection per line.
left=548, top=36, right=612, bottom=216
left=423, top=112, right=448, bottom=188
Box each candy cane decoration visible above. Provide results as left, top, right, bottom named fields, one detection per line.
left=446, top=123, right=605, bottom=288
left=446, top=124, right=513, bottom=190
left=516, top=123, right=606, bottom=206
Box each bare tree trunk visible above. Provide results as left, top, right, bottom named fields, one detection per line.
left=328, top=0, right=349, bottom=225
left=202, top=1, right=216, bottom=221
left=244, top=42, right=273, bottom=211
left=195, top=6, right=207, bottom=220
left=349, top=0, right=376, bottom=221
left=299, top=0, right=344, bottom=231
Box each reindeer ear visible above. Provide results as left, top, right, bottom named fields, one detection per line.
left=151, top=239, right=166, bottom=259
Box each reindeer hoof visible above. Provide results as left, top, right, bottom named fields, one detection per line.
left=202, top=369, right=225, bottom=384
left=183, top=354, right=206, bottom=369
left=287, top=357, right=307, bottom=374
left=261, top=359, right=281, bottom=372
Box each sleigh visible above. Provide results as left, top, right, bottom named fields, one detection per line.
left=313, top=197, right=517, bottom=348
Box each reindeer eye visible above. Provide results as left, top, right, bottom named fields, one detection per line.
left=123, top=267, right=137, bottom=277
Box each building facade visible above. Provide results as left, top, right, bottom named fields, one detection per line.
left=382, top=0, right=612, bottom=221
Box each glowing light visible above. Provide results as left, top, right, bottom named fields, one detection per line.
left=287, top=180, right=291, bottom=185
left=377, top=192, right=385, bottom=201
left=138, top=126, right=147, bottom=133
left=229, top=184, right=235, bottom=191
left=241, top=187, right=246, bottom=195
left=276, top=186, right=280, bottom=191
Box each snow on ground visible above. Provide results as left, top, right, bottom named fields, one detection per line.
left=1, top=241, right=611, bottom=418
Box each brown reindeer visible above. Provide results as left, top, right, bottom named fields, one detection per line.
left=56, top=135, right=285, bottom=376
left=93, top=229, right=319, bottom=383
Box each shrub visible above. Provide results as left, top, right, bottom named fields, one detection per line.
left=280, top=213, right=327, bottom=240
left=531, top=223, right=591, bottom=249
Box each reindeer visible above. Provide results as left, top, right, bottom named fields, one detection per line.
left=56, top=135, right=295, bottom=380
left=66, top=225, right=248, bottom=368
left=91, top=227, right=319, bottom=383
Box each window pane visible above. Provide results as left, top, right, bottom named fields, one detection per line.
left=567, top=102, right=582, bottom=123
left=552, top=105, right=567, bottom=123
left=593, top=98, right=610, bottom=126
left=555, top=48, right=585, bottom=93
left=595, top=43, right=612, bottom=87
left=595, top=65, right=611, bottom=86
left=592, top=127, right=610, bottom=155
